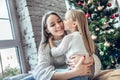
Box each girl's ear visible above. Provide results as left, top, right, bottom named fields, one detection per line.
left=73, top=21, right=77, bottom=28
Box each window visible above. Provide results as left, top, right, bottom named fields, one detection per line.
left=0, top=0, right=13, bottom=40
left=0, top=0, right=25, bottom=79
left=0, top=48, right=21, bottom=78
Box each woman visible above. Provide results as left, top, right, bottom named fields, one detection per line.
left=32, top=11, right=101, bottom=80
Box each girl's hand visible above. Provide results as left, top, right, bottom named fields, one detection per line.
left=49, top=36, right=53, bottom=43
left=48, top=36, right=54, bottom=48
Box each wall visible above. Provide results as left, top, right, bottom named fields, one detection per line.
left=15, top=0, right=66, bottom=72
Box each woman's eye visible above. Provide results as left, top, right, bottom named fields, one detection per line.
left=58, top=20, right=62, bottom=23
left=50, top=23, right=55, bottom=27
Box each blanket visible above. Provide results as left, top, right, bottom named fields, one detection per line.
left=93, top=69, right=120, bottom=80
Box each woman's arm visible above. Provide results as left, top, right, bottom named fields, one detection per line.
left=67, top=54, right=101, bottom=75
left=49, top=35, right=72, bottom=57
left=32, top=48, right=55, bottom=80
left=52, top=56, right=91, bottom=80
left=33, top=46, right=90, bottom=80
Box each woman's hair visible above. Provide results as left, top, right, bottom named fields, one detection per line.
left=40, top=11, right=62, bottom=47
left=67, top=9, right=95, bottom=55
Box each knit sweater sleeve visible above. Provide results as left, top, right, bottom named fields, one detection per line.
left=51, top=35, right=72, bottom=57
left=92, top=54, right=102, bottom=75
left=32, top=45, right=55, bottom=80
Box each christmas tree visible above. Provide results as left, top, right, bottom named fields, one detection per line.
left=66, top=0, right=120, bottom=69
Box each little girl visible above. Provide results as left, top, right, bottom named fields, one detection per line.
left=49, top=9, right=100, bottom=80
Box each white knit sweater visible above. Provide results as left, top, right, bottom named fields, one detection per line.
left=51, top=32, right=89, bottom=59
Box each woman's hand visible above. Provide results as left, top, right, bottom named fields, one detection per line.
left=67, top=54, right=94, bottom=76
left=67, top=54, right=93, bottom=68
left=72, top=56, right=91, bottom=76
left=84, top=55, right=94, bottom=65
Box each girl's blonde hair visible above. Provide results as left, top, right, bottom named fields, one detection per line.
left=67, top=9, right=95, bottom=55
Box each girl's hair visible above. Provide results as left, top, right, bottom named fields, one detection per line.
left=67, top=9, right=95, bottom=55
left=40, top=11, right=62, bottom=47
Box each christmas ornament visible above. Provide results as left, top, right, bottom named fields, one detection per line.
left=77, top=1, right=83, bottom=6
left=97, top=6, right=104, bottom=11
left=100, top=51, right=104, bottom=56
left=115, top=13, right=119, bottom=17
left=94, top=8, right=97, bottom=12
left=95, top=28, right=100, bottom=31
left=110, top=15, right=115, bottom=19
left=91, top=35, right=97, bottom=40
left=107, top=3, right=112, bottom=7
left=86, top=13, right=91, bottom=18
left=104, top=41, right=110, bottom=47
left=88, top=0, right=93, bottom=4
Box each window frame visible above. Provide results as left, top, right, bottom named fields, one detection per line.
left=0, top=0, right=26, bottom=73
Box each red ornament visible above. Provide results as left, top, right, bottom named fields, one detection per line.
left=110, top=15, right=115, bottom=19
left=86, top=13, right=91, bottom=18
left=115, top=13, right=119, bottom=17
left=77, top=1, right=83, bottom=6
left=107, top=3, right=112, bottom=7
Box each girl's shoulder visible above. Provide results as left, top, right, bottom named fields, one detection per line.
left=64, top=33, right=73, bottom=38
left=72, top=32, right=82, bottom=38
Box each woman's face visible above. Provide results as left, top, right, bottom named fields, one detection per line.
left=46, top=14, right=65, bottom=39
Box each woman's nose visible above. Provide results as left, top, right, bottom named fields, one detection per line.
left=56, top=23, right=61, bottom=28
left=63, top=20, right=65, bottom=23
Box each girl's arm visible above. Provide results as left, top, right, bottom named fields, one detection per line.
left=49, top=35, right=72, bottom=57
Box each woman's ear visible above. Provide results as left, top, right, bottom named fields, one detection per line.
left=45, top=29, right=50, bottom=33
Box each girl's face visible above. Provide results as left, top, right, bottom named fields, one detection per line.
left=46, top=14, right=65, bottom=40
left=64, top=12, right=75, bottom=32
